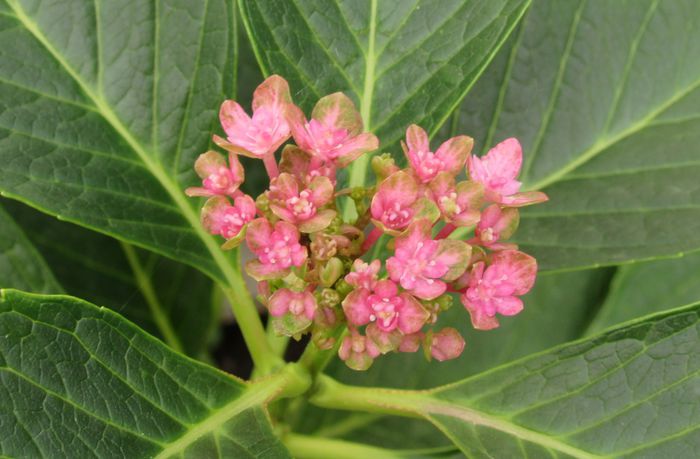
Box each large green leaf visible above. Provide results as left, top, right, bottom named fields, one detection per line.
left=0, top=0, right=241, bottom=286
left=0, top=204, right=61, bottom=293
left=5, top=199, right=218, bottom=357
left=451, top=0, right=700, bottom=271
left=314, top=302, right=700, bottom=457
left=586, top=252, right=700, bottom=336
left=0, top=289, right=290, bottom=458
left=238, top=0, right=530, bottom=187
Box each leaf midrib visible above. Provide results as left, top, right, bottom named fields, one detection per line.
left=6, top=0, right=238, bottom=288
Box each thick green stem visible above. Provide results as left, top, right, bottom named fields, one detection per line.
left=310, top=374, right=426, bottom=418
left=284, top=433, right=406, bottom=459
left=222, top=256, right=283, bottom=374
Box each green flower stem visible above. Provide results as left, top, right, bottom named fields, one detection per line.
left=310, top=374, right=426, bottom=419
left=298, top=327, right=347, bottom=376
left=120, top=242, right=184, bottom=354
left=284, top=433, right=406, bottom=459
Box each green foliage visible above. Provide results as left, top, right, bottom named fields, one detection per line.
left=2, top=199, right=218, bottom=357
left=0, top=289, right=290, bottom=458
left=451, top=0, right=700, bottom=271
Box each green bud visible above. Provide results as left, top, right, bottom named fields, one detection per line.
left=319, top=257, right=344, bottom=287
left=371, top=153, right=399, bottom=181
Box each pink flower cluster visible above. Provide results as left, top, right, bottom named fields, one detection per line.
left=186, top=76, right=548, bottom=371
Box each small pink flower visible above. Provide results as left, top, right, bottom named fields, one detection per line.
left=429, top=172, right=484, bottom=227
left=268, top=288, right=317, bottom=336
left=387, top=220, right=471, bottom=300
left=213, top=75, right=292, bottom=158
left=268, top=288, right=317, bottom=320
left=342, top=279, right=429, bottom=334
left=185, top=151, right=244, bottom=198
left=402, top=124, right=472, bottom=184
left=461, top=250, right=537, bottom=330
left=338, top=330, right=381, bottom=371
left=370, top=171, right=439, bottom=234
left=245, top=218, right=307, bottom=280
left=468, top=138, right=548, bottom=207
left=430, top=328, right=465, bottom=361
left=345, top=259, right=381, bottom=290
left=470, top=204, right=519, bottom=250
left=268, top=173, right=336, bottom=233
left=289, top=93, right=378, bottom=167
left=201, top=195, right=256, bottom=243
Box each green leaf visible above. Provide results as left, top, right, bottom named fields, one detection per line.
left=586, top=252, right=700, bottom=336
left=0, top=289, right=290, bottom=458
left=451, top=0, right=700, bottom=271
left=314, top=302, right=700, bottom=457
left=0, top=204, right=61, bottom=293
left=0, top=0, right=240, bottom=285
left=5, top=199, right=218, bottom=357
left=238, top=0, right=530, bottom=187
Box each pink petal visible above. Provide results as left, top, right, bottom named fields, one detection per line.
left=194, top=150, right=227, bottom=178
left=252, top=74, right=292, bottom=111
left=308, top=176, right=334, bottom=206
left=268, top=288, right=294, bottom=316
left=435, top=135, right=473, bottom=174
left=219, top=100, right=251, bottom=139
left=298, top=209, right=336, bottom=233
left=245, top=218, right=273, bottom=254
left=496, top=296, right=524, bottom=316
left=411, top=277, right=447, bottom=301
left=311, top=92, right=363, bottom=136
left=485, top=137, right=523, bottom=183
left=269, top=173, right=299, bottom=201
left=397, top=294, right=429, bottom=334
left=490, top=250, right=538, bottom=295
left=405, top=124, right=429, bottom=158
left=333, top=132, right=379, bottom=167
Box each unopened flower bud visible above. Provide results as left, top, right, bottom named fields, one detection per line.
left=320, top=257, right=344, bottom=287
left=429, top=328, right=465, bottom=362
left=371, top=153, right=399, bottom=181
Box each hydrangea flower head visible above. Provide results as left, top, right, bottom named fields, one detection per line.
left=402, top=124, right=473, bottom=184
left=186, top=75, right=551, bottom=371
